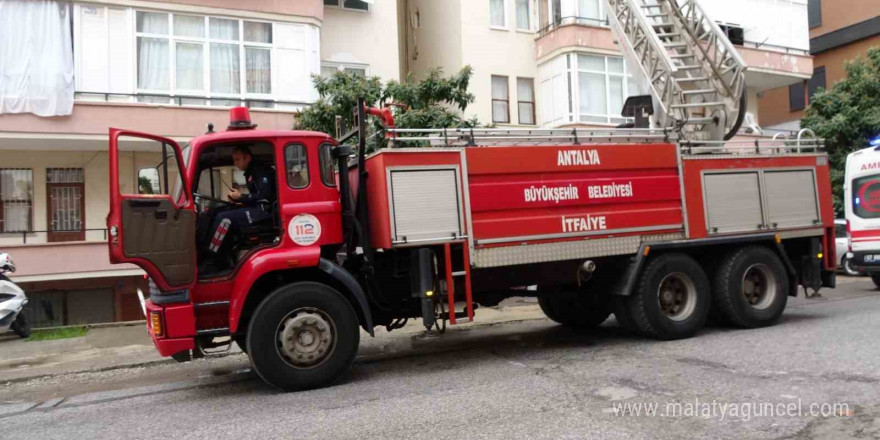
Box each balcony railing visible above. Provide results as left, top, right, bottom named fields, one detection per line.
left=537, top=16, right=609, bottom=38
left=742, top=40, right=810, bottom=56
left=0, top=228, right=108, bottom=245
left=74, top=92, right=310, bottom=110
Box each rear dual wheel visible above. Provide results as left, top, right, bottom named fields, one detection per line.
left=623, top=253, right=711, bottom=340
left=712, top=246, right=789, bottom=328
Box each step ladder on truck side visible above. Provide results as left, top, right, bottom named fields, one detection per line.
left=602, top=0, right=748, bottom=141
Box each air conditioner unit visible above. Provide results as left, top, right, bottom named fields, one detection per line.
left=717, top=23, right=745, bottom=46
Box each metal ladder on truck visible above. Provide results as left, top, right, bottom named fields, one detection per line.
left=602, top=0, right=748, bottom=141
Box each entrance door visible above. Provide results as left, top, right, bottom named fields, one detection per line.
left=108, top=129, right=196, bottom=292
left=47, top=168, right=85, bottom=242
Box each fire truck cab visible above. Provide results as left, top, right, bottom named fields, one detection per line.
left=108, top=108, right=373, bottom=389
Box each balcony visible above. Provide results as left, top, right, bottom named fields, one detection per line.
left=535, top=17, right=811, bottom=93
left=536, top=17, right=618, bottom=61
left=0, top=97, right=301, bottom=139
left=2, top=237, right=143, bottom=283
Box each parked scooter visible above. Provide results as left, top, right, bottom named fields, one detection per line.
left=0, top=253, right=30, bottom=338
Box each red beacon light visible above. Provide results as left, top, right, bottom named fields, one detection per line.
left=228, top=106, right=257, bottom=130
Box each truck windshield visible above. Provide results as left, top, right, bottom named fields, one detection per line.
left=852, top=173, right=880, bottom=218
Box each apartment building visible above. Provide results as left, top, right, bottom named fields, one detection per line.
left=404, top=0, right=814, bottom=132
left=0, top=0, right=818, bottom=328
left=0, top=0, right=402, bottom=327
left=758, top=0, right=880, bottom=132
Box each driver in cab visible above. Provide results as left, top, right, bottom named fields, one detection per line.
left=200, top=145, right=276, bottom=271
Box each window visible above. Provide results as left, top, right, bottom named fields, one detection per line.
left=517, top=78, right=536, bottom=125
left=789, top=82, right=806, bottom=111
left=808, top=66, right=826, bottom=104
left=852, top=174, right=880, bottom=219
left=285, top=144, right=310, bottom=189
left=47, top=168, right=85, bottom=242
left=576, top=54, right=640, bottom=124
left=135, top=11, right=273, bottom=104
left=491, top=76, right=510, bottom=123
left=325, top=0, right=369, bottom=11
left=577, top=0, right=605, bottom=23
left=128, top=138, right=185, bottom=202
left=0, top=169, right=33, bottom=233
left=539, top=55, right=570, bottom=126
left=808, top=0, right=821, bottom=29
left=321, top=62, right=368, bottom=77
left=490, top=0, right=506, bottom=27
left=319, top=144, right=337, bottom=187
left=516, top=0, right=531, bottom=30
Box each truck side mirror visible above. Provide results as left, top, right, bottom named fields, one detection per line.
left=138, top=168, right=161, bottom=195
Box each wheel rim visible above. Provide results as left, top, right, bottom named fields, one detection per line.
left=276, top=307, right=336, bottom=369
left=741, top=263, right=777, bottom=310
left=657, top=272, right=697, bottom=321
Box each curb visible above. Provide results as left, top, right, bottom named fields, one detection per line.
left=4, top=309, right=548, bottom=384
left=30, top=320, right=146, bottom=332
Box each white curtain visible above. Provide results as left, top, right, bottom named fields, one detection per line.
left=246, top=48, right=271, bottom=94
left=0, top=169, right=32, bottom=232
left=578, top=0, right=601, bottom=20
left=174, top=14, right=204, bottom=38
left=579, top=72, right=606, bottom=116
left=0, top=0, right=73, bottom=117
left=176, top=43, right=203, bottom=91
left=138, top=38, right=170, bottom=90
left=244, top=22, right=271, bottom=43
left=210, top=18, right=239, bottom=40
left=490, top=0, right=505, bottom=26
left=516, top=0, right=530, bottom=29
left=211, top=43, right=240, bottom=94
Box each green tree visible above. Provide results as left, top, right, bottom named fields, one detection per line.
left=802, top=47, right=880, bottom=215
left=293, top=66, right=479, bottom=150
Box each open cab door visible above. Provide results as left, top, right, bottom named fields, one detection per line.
left=107, top=129, right=197, bottom=292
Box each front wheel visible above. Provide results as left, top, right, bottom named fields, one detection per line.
left=247, top=282, right=360, bottom=391
left=11, top=313, right=31, bottom=338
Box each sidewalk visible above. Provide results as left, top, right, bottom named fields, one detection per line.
left=0, top=299, right=546, bottom=383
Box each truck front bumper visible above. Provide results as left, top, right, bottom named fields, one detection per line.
left=145, top=300, right=196, bottom=357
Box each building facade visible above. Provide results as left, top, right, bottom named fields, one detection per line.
left=0, top=0, right=403, bottom=327
left=403, top=0, right=813, bottom=133
left=757, top=0, right=880, bottom=132
left=0, top=0, right=820, bottom=327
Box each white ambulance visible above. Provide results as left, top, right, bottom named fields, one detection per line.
left=844, top=145, right=880, bottom=286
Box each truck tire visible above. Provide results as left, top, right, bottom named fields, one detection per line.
left=247, top=281, right=360, bottom=391
left=713, top=246, right=788, bottom=328
left=538, top=293, right=611, bottom=329
left=625, top=253, right=710, bottom=340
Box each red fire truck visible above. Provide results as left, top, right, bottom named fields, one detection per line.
left=107, top=100, right=835, bottom=390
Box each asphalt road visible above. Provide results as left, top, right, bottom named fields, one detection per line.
left=3, top=277, right=880, bottom=440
